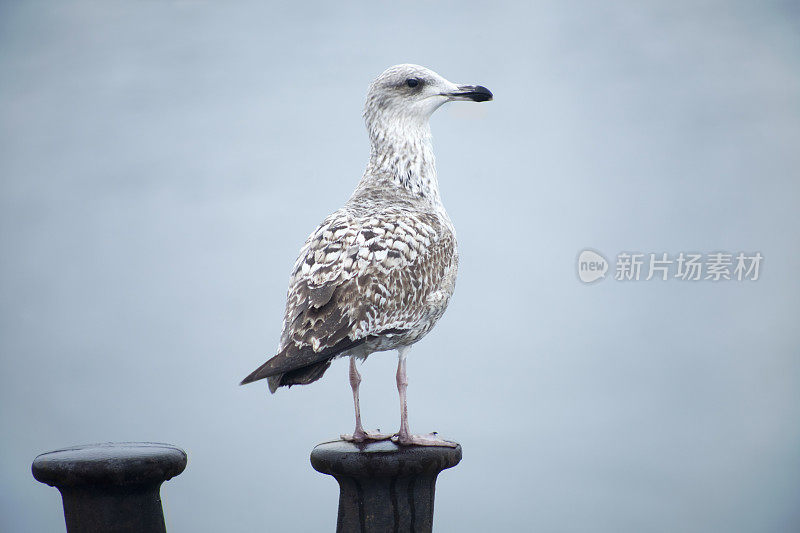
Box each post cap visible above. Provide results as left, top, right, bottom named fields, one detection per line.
left=32, top=442, right=187, bottom=488
left=310, top=439, right=461, bottom=478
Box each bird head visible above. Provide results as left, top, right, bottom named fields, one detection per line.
left=364, top=64, right=492, bottom=134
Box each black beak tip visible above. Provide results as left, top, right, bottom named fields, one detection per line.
left=470, top=85, right=493, bottom=102
left=447, top=85, right=494, bottom=102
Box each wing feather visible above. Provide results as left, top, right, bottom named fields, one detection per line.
left=241, top=203, right=456, bottom=389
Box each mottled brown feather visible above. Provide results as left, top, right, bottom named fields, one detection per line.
left=241, top=182, right=458, bottom=391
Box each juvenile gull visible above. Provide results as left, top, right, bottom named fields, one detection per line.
left=241, top=64, right=492, bottom=446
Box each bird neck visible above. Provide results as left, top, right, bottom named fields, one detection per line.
left=360, top=118, right=442, bottom=206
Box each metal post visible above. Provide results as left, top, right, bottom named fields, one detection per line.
left=311, top=439, right=462, bottom=533
left=32, top=442, right=187, bottom=533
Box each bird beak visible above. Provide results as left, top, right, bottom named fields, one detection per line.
left=445, top=85, right=493, bottom=102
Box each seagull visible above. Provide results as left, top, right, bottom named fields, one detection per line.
left=241, top=64, right=492, bottom=446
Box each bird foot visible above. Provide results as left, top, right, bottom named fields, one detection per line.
left=341, top=429, right=392, bottom=443
left=391, top=431, right=458, bottom=447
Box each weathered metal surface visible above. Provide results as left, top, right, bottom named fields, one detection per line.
left=311, top=439, right=462, bottom=533
left=32, top=442, right=186, bottom=533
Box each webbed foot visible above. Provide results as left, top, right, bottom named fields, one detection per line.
left=341, top=429, right=392, bottom=443
left=391, top=431, right=458, bottom=447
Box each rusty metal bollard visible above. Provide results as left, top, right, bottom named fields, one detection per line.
left=32, top=442, right=186, bottom=533
left=311, top=439, right=462, bottom=533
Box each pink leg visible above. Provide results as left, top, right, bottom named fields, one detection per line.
left=341, top=356, right=390, bottom=443
left=397, top=347, right=410, bottom=437
left=392, top=347, right=457, bottom=447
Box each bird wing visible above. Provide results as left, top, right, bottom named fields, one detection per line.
left=240, top=204, right=455, bottom=385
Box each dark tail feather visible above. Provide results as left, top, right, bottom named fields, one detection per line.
left=240, top=336, right=367, bottom=387
left=240, top=360, right=274, bottom=385
left=240, top=345, right=298, bottom=385
left=267, top=360, right=332, bottom=393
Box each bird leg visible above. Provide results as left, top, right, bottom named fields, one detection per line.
left=392, top=347, right=458, bottom=447
left=341, top=356, right=390, bottom=443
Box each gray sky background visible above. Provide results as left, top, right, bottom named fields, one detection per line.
left=1, top=1, right=799, bottom=531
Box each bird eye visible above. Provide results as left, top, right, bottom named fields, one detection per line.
left=406, top=78, right=420, bottom=88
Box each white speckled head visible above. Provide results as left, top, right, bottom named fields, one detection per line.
left=364, top=64, right=492, bottom=131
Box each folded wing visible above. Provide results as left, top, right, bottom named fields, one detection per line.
left=240, top=205, right=454, bottom=392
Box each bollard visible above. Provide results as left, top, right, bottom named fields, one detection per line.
left=32, top=442, right=186, bottom=533
left=311, top=439, right=462, bottom=533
